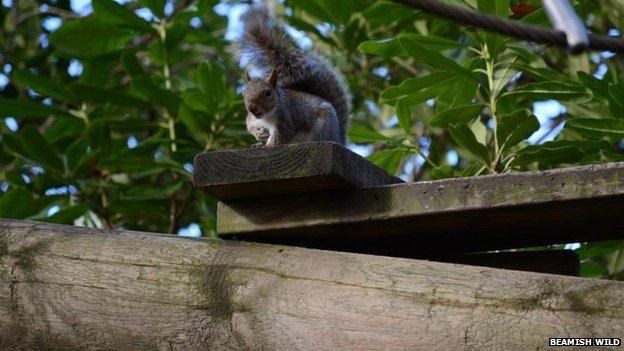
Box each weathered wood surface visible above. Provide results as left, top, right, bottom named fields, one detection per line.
left=193, top=141, right=403, bottom=200
left=219, top=162, right=624, bottom=255
left=441, top=250, right=580, bottom=276
left=1, top=219, right=623, bottom=350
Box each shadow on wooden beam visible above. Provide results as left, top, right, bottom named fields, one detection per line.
left=438, top=250, right=580, bottom=276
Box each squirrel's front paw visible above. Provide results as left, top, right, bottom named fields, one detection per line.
left=252, top=128, right=270, bottom=143
left=250, top=142, right=265, bottom=149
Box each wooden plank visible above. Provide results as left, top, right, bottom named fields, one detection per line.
left=0, top=219, right=622, bottom=350
left=438, top=250, right=580, bottom=276
left=193, top=141, right=403, bottom=200
left=218, top=162, right=624, bottom=255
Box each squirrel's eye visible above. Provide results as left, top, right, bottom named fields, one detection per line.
left=265, top=90, right=272, bottom=96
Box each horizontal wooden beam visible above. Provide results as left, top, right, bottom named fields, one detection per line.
left=218, top=162, right=624, bottom=255
left=193, top=142, right=402, bottom=200
left=0, top=219, right=622, bottom=350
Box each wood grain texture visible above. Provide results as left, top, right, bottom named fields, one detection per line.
left=193, top=141, right=403, bottom=200
left=219, top=162, right=624, bottom=255
left=0, top=219, right=622, bottom=350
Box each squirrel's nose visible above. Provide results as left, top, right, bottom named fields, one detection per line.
left=248, top=105, right=262, bottom=117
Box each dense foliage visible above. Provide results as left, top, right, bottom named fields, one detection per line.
left=0, top=0, right=623, bottom=278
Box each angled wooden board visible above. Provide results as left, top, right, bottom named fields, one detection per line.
left=193, top=142, right=403, bottom=200
left=218, top=162, right=624, bottom=255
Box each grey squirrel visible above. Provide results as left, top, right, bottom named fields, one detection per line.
left=238, top=7, right=352, bottom=147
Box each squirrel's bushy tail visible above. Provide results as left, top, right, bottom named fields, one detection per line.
left=239, top=7, right=352, bottom=143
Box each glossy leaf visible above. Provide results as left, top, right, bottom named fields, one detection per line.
left=93, top=0, right=154, bottom=32
left=348, top=122, right=391, bottom=143
left=503, top=81, right=590, bottom=101
left=496, top=109, right=540, bottom=151
left=430, top=104, right=485, bottom=128
left=397, top=34, right=473, bottom=78
left=566, top=118, right=624, bottom=140
left=449, top=123, right=490, bottom=165
left=40, top=205, right=90, bottom=224
left=13, top=70, right=75, bottom=102
left=368, top=148, right=411, bottom=175
left=0, top=97, right=66, bottom=119
left=138, top=0, right=165, bottom=18
left=21, top=125, right=64, bottom=172
left=512, top=140, right=611, bottom=166
left=50, top=18, right=134, bottom=57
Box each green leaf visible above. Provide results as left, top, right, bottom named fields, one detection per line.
left=79, top=58, right=114, bottom=87
left=577, top=71, right=610, bottom=99
left=438, top=59, right=481, bottom=108
left=566, top=118, right=624, bottom=140
left=13, top=70, right=75, bottom=102
left=496, top=109, right=539, bottom=151
left=178, top=103, right=211, bottom=143
left=601, top=150, right=624, bottom=162
left=121, top=51, right=146, bottom=76
left=93, top=0, right=154, bottom=32
left=183, top=90, right=210, bottom=113
left=69, top=83, right=149, bottom=107
left=399, top=33, right=466, bottom=51
left=491, top=53, right=520, bottom=98
left=131, top=76, right=181, bottom=114
left=579, top=260, right=609, bottom=277
left=430, top=104, right=485, bottom=128
left=288, top=0, right=335, bottom=23
left=0, top=97, right=66, bottom=119
left=362, top=1, right=416, bottom=28
left=124, top=181, right=184, bottom=200
left=608, top=84, right=624, bottom=117
left=503, top=81, right=589, bottom=101
left=512, top=62, right=571, bottom=82
left=99, top=157, right=184, bottom=174
left=380, top=71, right=457, bottom=103
left=50, top=18, right=134, bottom=57
left=576, top=240, right=624, bottom=260
left=449, top=123, right=490, bottom=164
left=348, top=122, right=390, bottom=143
left=21, top=125, right=64, bottom=172
left=512, top=140, right=611, bottom=166
left=430, top=165, right=454, bottom=179
left=138, top=0, right=165, bottom=18
left=45, top=116, right=86, bottom=143
left=0, top=188, right=39, bottom=219
left=396, top=99, right=412, bottom=134
left=397, top=34, right=473, bottom=78
left=87, top=120, right=111, bottom=153
left=2, top=133, right=31, bottom=160
left=358, top=38, right=403, bottom=57
left=368, top=148, right=411, bottom=175
left=478, top=0, right=510, bottom=58
left=197, top=62, right=226, bottom=100
left=40, top=205, right=90, bottom=224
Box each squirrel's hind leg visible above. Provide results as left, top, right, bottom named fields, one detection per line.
left=313, top=103, right=341, bottom=144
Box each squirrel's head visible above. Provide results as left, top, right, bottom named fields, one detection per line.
left=243, top=69, right=278, bottom=119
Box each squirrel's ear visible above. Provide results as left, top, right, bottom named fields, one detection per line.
left=244, top=71, right=251, bottom=83
left=268, top=69, right=278, bottom=86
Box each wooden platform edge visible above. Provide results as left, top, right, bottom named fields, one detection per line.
left=218, top=162, right=624, bottom=254
left=193, top=142, right=403, bottom=200
left=0, top=219, right=622, bottom=350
